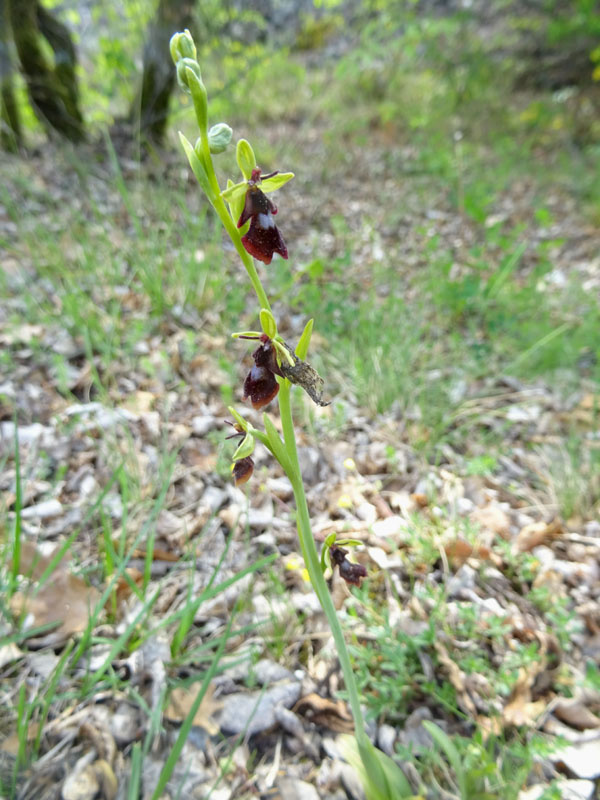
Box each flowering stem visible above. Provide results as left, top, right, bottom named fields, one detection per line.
left=278, top=382, right=367, bottom=742
left=196, top=140, right=271, bottom=313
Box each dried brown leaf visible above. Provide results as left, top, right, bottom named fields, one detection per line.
left=514, top=518, right=563, bottom=553
left=294, top=692, right=354, bottom=733
left=444, top=538, right=491, bottom=568
left=164, top=682, right=222, bottom=735
left=10, top=544, right=100, bottom=647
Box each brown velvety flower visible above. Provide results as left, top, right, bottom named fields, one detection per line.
left=243, top=364, right=279, bottom=410
left=330, top=546, right=367, bottom=587
left=233, top=456, right=254, bottom=486
left=237, top=169, right=288, bottom=265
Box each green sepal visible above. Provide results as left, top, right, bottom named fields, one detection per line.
left=224, top=179, right=247, bottom=225
left=320, top=537, right=334, bottom=573
left=231, top=330, right=261, bottom=340
left=208, top=122, right=232, bottom=154
left=260, top=309, right=277, bottom=339
left=295, top=319, right=314, bottom=360
left=221, top=181, right=247, bottom=202
left=227, top=406, right=249, bottom=432
left=336, top=537, right=363, bottom=548
left=261, top=172, right=295, bottom=192
left=272, top=339, right=295, bottom=368
left=184, top=66, right=208, bottom=136
left=236, top=139, right=256, bottom=181
left=179, top=133, right=212, bottom=198
left=232, top=432, right=255, bottom=461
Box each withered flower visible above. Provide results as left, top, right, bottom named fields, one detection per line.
left=330, top=546, right=367, bottom=587
left=237, top=168, right=288, bottom=265
left=233, top=456, right=254, bottom=486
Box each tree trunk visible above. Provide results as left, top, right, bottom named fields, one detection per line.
left=0, top=0, right=20, bottom=151
left=135, top=0, right=196, bottom=144
left=8, top=0, right=84, bottom=142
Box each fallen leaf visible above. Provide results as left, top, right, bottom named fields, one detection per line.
left=444, top=538, right=491, bottom=568
left=470, top=502, right=511, bottom=539
left=294, top=692, right=354, bottom=733
left=10, top=543, right=100, bottom=647
left=503, top=667, right=547, bottom=727
left=514, top=518, right=563, bottom=553
left=164, top=682, right=222, bottom=735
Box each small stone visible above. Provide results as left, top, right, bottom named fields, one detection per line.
left=377, top=723, right=397, bottom=756
left=219, top=682, right=301, bottom=736
left=20, top=499, right=63, bottom=519
left=192, top=415, right=217, bottom=436
left=371, top=515, right=411, bottom=540
left=519, top=779, right=595, bottom=800
left=554, top=738, right=600, bottom=779
left=253, top=658, right=295, bottom=685
left=276, top=778, right=321, bottom=800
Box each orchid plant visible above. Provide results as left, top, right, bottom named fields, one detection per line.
left=170, top=31, right=413, bottom=800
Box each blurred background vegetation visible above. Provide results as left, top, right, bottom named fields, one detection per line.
left=2, top=0, right=599, bottom=436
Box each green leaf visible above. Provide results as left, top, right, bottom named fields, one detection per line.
left=179, top=133, right=212, bottom=197
left=261, top=172, right=295, bottom=192
left=422, top=722, right=467, bottom=799
left=338, top=735, right=413, bottom=800
left=232, top=432, right=255, bottom=461
left=295, top=318, right=314, bottom=360
left=260, top=309, right=278, bottom=339
left=263, top=414, right=291, bottom=473
left=236, top=139, right=256, bottom=181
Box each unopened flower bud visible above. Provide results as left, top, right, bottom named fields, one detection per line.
left=170, top=30, right=197, bottom=65
left=208, top=123, right=233, bottom=154
left=176, top=58, right=202, bottom=94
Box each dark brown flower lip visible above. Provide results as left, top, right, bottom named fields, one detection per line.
left=330, top=545, right=367, bottom=587
left=233, top=456, right=254, bottom=486
left=243, top=364, right=279, bottom=410
left=237, top=167, right=288, bottom=264
left=241, top=213, right=288, bottom=265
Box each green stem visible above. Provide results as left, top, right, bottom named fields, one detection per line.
left=278, top=382, right=367, bottom=742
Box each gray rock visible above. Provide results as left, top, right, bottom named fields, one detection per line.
left=253, top=658, right=295, bottom=685
left=219, top=682, right=302, bottom=736
left=377, top=723, right=397, bottom=756
left=276, top=779, right=321, bottom=800
left=397, top=707, right=434, bottom=751
left=192, top=415, right=217, bottom=436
